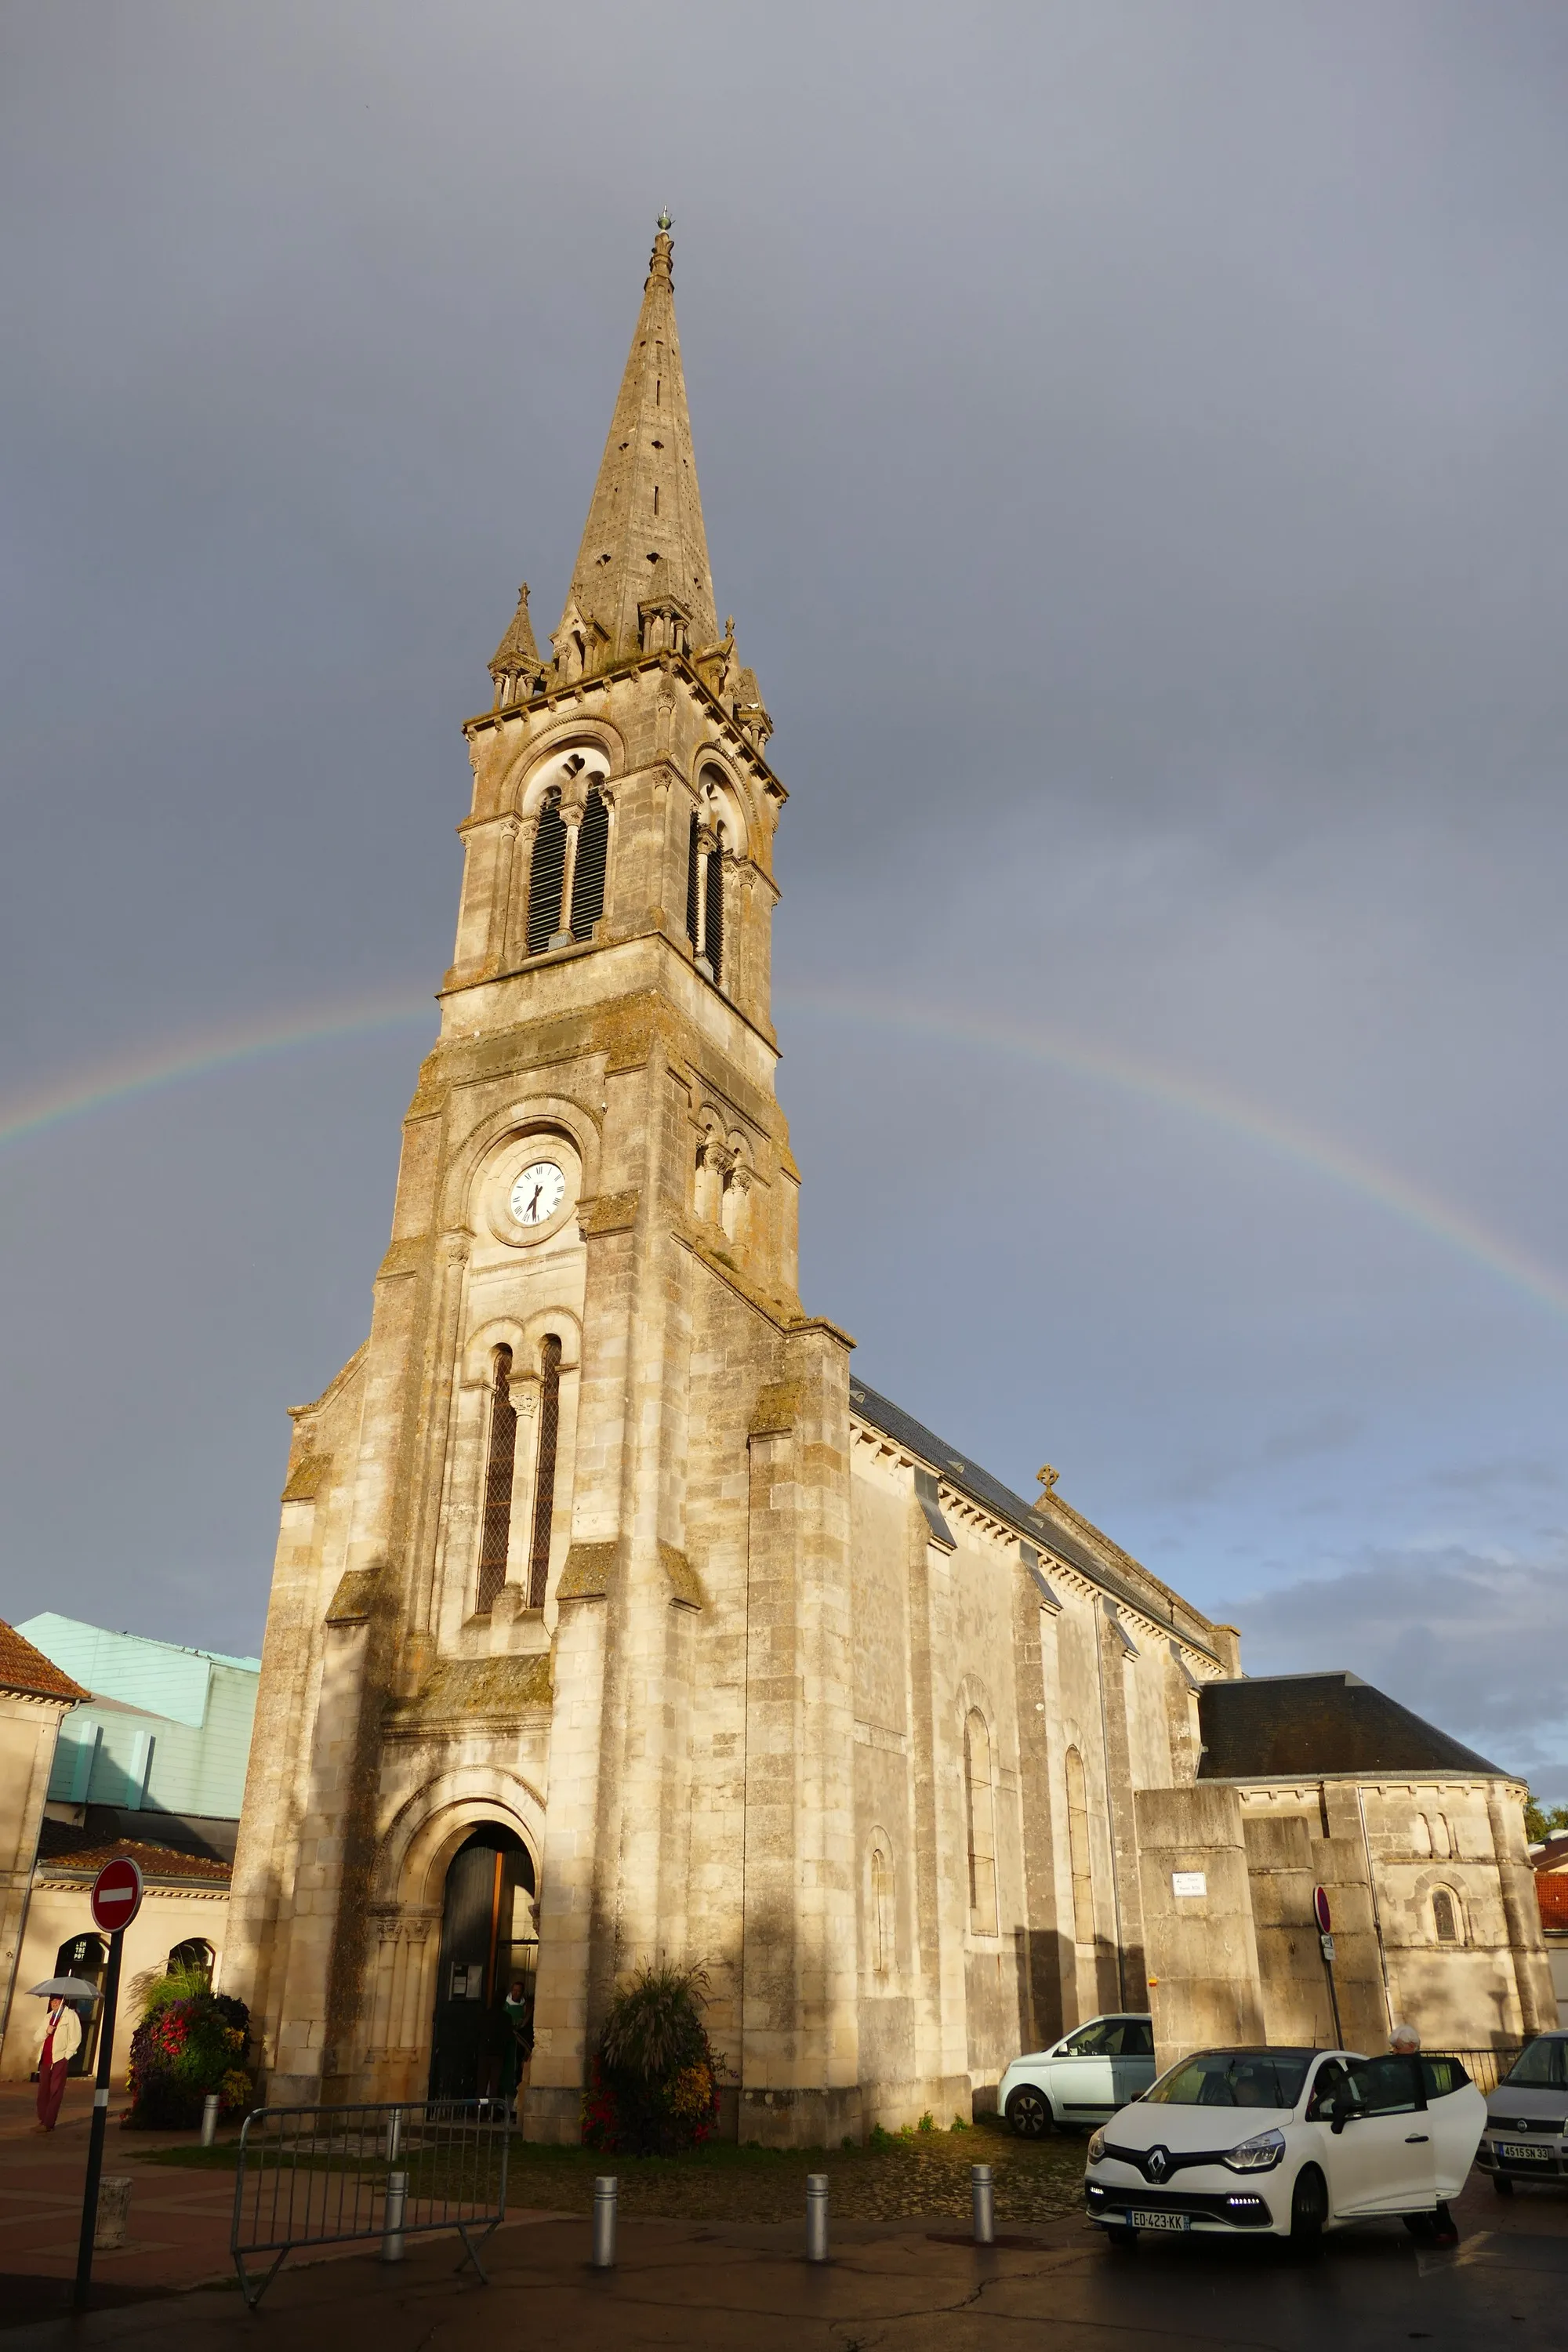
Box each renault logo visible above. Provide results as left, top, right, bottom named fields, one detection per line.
left=1145, top=2146, right=1170, bottom=2183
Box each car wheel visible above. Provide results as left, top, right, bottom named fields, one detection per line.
left=1004, top=2085, right=1053, bottom=2139
left=1491, top=2175, right=1515, bottom=2198
left=1103, top=2226, right=1138, bottom=2252
left=1289, top=2164, right=1327, bottom=2250
left=1401, top=2211, right=1438, bottom=2245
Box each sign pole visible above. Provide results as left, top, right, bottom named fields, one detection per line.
left=73, top=1924, right=123, bottom=2311
left=74, top=1855, right=143, bottom=2314
left=1312, top=1884, right=1345, bottom=2049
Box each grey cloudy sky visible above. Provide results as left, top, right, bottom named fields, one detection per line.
left=3, top=3, right=1567, bottom=1791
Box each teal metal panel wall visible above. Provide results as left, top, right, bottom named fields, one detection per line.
left=20, top=1613, right=260, bottom=1818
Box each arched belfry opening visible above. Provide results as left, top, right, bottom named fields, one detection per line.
left=428, top=1825, right=536, bottom=2101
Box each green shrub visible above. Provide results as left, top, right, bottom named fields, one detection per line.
left=582, top=1962, right=724, bottom=2157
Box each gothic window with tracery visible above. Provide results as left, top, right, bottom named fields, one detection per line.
left=477, top=1346, right=517, bottom=1613
left=570, top=783, right=609, bottom=938
left=965, top=1709, right=997, bottom=1935
left=685, top=811, right=701, bottom=949
left=526, top=791, right=568, bottom=955
left=526, top=1335, right=563, bottom=1609
left=705, top=824, right=724, bottom=982
left=1065, top=1745, right=1095, bottom=1946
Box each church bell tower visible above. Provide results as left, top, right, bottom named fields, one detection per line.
left=227, top=225, right=865, bottom=2143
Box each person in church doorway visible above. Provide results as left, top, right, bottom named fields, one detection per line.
left=503, top=1976, right=535, bottom=2119
left=31, top=1994, right=82, bottom=2132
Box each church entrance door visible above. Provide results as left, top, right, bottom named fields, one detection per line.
left=427, top=1826, right=535, bottom=2102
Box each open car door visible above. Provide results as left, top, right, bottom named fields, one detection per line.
left=1326, top=2054, right=1437, bottom=2218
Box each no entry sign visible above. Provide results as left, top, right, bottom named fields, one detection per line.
left=1312, top=1884, right=1332, bottom=1934
left=90, top=1857, right=143, bottom=1936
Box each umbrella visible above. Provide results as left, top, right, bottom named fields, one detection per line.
left=27, top=1976, right=100, bottom=2000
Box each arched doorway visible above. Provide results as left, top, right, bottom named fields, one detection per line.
left=53, top=1931, right=105, bottom=2075
left=428, top=1824, right=535, bottom=2101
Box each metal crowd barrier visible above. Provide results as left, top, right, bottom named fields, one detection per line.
left=230, top=2099, right=509, bottom=2308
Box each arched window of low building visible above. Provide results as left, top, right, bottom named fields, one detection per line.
left=526, top=790, right=568, bottom=954
left=1065, top=1744, right=1095, bottom=1946
left=964, top=1709, right=997, bottom=1935
left=477, top=1346, right=517, bottom=1613
left=870, top=1844, right=894, bottom=1976
left=168, top=1938, right=214, bottom=1980
left=526, top=1334, right=563, bottom=1609
left=1432, top=1886, right=1462, bottom=1945
left=569, top=783, right=609, bottom=938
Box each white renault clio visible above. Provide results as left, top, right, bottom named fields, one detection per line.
left=1084, top=2046, right=1484, bottom=2247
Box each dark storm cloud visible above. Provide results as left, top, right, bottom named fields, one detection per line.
left=1220, top=1546, right=1568, bottom=1797
left=2, top=3, right=1566, bottom=1728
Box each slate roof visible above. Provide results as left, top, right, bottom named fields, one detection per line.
left=848, top=1381, right=1221, bottom=1658
left=0, top=1618, right=87, bottom=1704
left=34, top=1820, right=230, bottom=1883
left=1197, top=1671, right=1510, bottom=1783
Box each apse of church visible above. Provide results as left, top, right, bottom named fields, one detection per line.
left=224, top=227, right=1233, bottom=2143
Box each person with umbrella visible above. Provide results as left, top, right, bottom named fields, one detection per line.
left=29, top=1977, right=89, bottom=2132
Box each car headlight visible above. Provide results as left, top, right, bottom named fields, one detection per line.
left=1087, top=2128, right=1107, bottom=2164
left=1223, top=2128, right=1286, bottom=2173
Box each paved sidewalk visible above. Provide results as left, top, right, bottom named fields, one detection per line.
left=5, top=2078, right=1566, bottom=2346
left=4, top=2186, right=1567, bottom=2350
left=0, top=2079, right=238, bottom=2318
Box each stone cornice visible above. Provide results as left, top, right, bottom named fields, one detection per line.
left=461, top=651, right=787, bottom=804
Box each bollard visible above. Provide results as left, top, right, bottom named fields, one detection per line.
left=200, top=2093, right=220, bottom=2149
left=381, top=2171, right=407, bottom=2263
left=591, top=2176, right=619, bottom=2269
left=805, top=2172, right=829, bottom=2263
left=94, top=2177, right=132, bottom=2252
left=384, top=2106, right=403, bottom=2164
left=971, top=2163, right=995, bottom=2246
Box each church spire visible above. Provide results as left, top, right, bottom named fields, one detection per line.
left=554, top=221, right=719, bottom=677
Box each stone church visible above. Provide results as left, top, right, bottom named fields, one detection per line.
left=225, top=229, right=1551, bottom=2140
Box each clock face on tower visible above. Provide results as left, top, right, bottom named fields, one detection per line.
left=509, top=1160, right=566, bottom=1229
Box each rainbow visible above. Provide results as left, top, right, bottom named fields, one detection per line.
left=1, top=978, right=1564, bottom=1328
left=0, top=992, right=435, bottom=1158
left=779, top=983, right=1568, bottom=1327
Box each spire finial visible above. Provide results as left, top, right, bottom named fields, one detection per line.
left=656, top=207, right=673, bottom=231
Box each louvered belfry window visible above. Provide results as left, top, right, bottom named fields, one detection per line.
left=526, top=1334, right=563, bottom=1609
left=570, top=785, right=609, bottom=939
left=477, top=1346, right=517, bottom=1613
left=705, top=826, right=724, bottom=983
left=526, top=790, right=568, bottom=955
left=685, top=811, right=701, bottom=949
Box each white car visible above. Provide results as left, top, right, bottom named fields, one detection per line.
left=1083, top=2045, right=1485, bottom=2247
left=1000, top=2013, right=1156, bottom=2136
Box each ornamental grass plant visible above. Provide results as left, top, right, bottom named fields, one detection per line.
left=583, top=1961, right=725, bottom=2156
left=124, top=1963, right=253, bottom=2129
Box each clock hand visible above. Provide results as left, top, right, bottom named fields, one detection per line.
left=527, top=1184, right=543, bottom=1219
